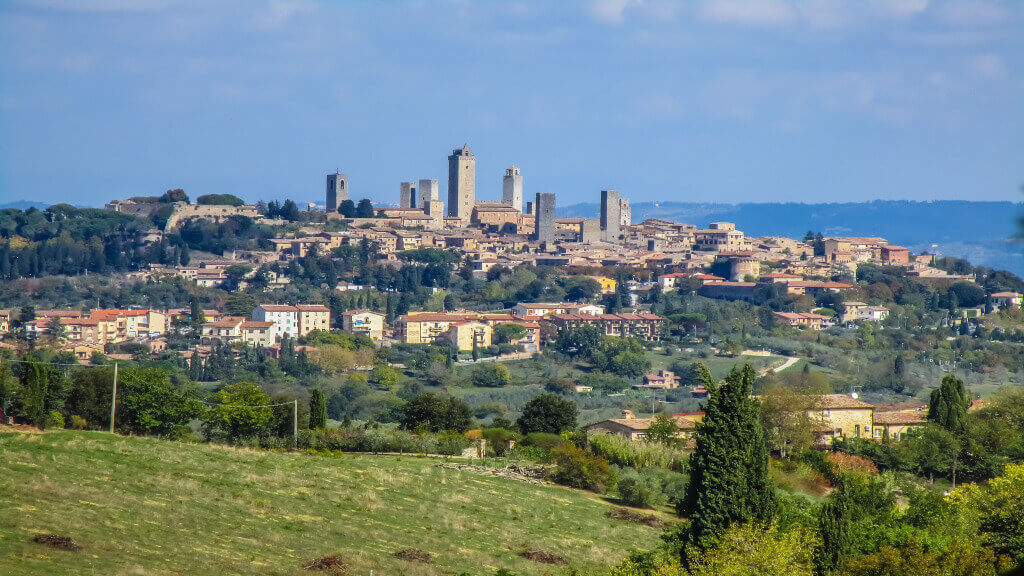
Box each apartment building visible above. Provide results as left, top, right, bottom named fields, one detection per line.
left=541, top=312, right=665, bottom=341
left=773, top=312, right=834, bottom=330
left=252, top=304, right=331, bottom=339
left=511, top=302, right=605, bottom=318
left=342, top=309, right=386, bottom=341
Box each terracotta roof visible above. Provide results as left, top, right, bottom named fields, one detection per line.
left=872, top=411, right=926, bottom=425
left=812, top=394, right=874, bottom=410
left=240, top=321, right=275, bottom=329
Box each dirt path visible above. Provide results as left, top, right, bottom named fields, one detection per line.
left=755, top=355, right=800, bottom=376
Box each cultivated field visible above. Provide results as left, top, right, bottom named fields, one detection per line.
left=0, top=430, right=662, bottom=576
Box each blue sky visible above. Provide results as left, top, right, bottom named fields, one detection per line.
left=0, top=0, right=1021, bottom=208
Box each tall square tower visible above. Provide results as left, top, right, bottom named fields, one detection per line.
left=502, top=166, right=523, bottom=212
left=600, top=189, right=620, bottom=242
left=326, top=173, right=348, bottom=212
left=533, top=192, right=556, bottom=242
left=418, top=179, right=439, bottom=209
left=447, top=146, right=475, bottom=219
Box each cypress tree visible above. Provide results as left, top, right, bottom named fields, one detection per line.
left=20, top=360, right=49, bottom=427
left=680, top=364, right=775, bottom=554
left=815, top=478, right=852, bottom=575
left=188, top=356, right=203, bottom=382
left=928, top=373, right=969, bottom=433
left=309, top=389, right=327, bottom=430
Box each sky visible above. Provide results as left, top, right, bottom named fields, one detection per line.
left=0, top=0, right=1022, bottom=208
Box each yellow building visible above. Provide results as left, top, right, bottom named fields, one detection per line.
left=445, top=321, right=493, bottom=351
left=397, top=313, right=496, bottom=351
left=872, top=409, right=926, bottom=441
left=808, top=394, right=875, bottom=444
left=588, top=276, right=617, bottom=294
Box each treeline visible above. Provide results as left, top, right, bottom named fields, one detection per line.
left=0, top=205, right=165, bottom=280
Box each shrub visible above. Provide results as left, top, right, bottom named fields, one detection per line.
left=436, top=431, right=472, bottom=455
left=548, top=443, right=615, bottom=492
left=522, top=432, right=562, bottom=450
left=588, top=432, right=687, bottom=471
left=616, top=469, right=667, bottom=508
left=470, top=363, right=512, bottom=388
left=508, top=445, right=547, bottom=462
left=481, top=427, right=520, bottom=456
left=44, top=411, right=65, bottom=430
left=69, top=415, right=87, bottom=430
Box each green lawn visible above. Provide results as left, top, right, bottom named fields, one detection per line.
left=0, top=431, right=661, bottom=576
left=645, top=351, right=784, bottom=378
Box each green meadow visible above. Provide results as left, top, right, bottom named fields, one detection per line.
left=0, top=430, right=662, bottom=576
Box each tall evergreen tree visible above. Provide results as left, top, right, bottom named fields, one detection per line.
left=679, top=364, right=775, bottom=555
left=308, top=389, right=327, bottom=430
left=927, top=373, right=969, bottom=433
left=815, top=478, right=852, bottom=575
left=19, top=360, right=50, bottom=427
left=188, top=356, right=203, bottom=382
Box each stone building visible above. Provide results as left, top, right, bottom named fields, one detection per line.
left=447, top=145, right=476, bottom=220
left=418, top=179, right=439, bottom=209
left=399, top=182, right=417, bottom=209
left=809, top=394, right=876, bottom=445
left=600, top=189, right=621, bottom=242
left=502, top=166, right=523, bottom=212
left=533, top=192, right=556, bottom=242
left=619, top=198, right=631, bottom=227
left=326, top=173, right=348, bottom=212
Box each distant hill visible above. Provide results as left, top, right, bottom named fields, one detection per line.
left=559, top=200, right=1024, bottom=276
left=0, top=200, right=54, bottom=210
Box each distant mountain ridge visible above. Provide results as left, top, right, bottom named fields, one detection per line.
left=0, top=200, right=54, bottom=210
left=558, top=200, right=1024, bottom=276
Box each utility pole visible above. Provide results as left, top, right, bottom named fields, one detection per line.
left=109, top=362, right=118, bottom=434
left=293, top=399, right=298, bottom=449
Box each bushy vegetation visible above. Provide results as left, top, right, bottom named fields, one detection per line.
left=589, top=432, right=687, bottom=471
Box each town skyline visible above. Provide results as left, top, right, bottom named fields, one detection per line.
left=2, top=0, right=1022, bottom=208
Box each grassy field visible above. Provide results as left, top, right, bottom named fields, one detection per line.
left=645, top=351, right=784, bottom=378
left=0, top=430, right=663, bottom=576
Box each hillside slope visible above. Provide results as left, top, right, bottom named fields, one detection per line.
left=0, top=431, right=660, bottom=576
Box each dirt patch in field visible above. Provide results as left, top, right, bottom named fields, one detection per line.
left=303, top=554, right=348, bottom=574
left=605, top=507, right=665, bottom=528
left=519, top=547, right=567, bottom=565
left=31, top=534, right=81, bottom=551
left=394, top=548, right=432, bottom=563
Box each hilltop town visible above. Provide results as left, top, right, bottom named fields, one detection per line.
left=4, top=147, right=1024, bottom=576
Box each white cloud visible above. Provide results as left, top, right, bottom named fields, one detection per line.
left=589, top=0, right=643, bottom=24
